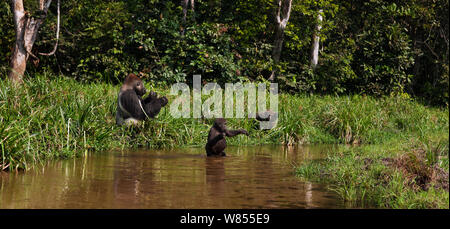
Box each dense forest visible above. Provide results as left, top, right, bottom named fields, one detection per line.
left=1, top=0, right=448, bottom=105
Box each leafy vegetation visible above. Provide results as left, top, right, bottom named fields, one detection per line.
left=1, top=0, right=448, bottom=104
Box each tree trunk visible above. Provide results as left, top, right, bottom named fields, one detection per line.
left=181, top=0, right=194, bottom=35
left=8, top=0, right=27, bottom=83
left=8, top=0, right=53, bottom=84
left=268, top=0, right=292, bottom=82
left=310, top=9, right=323, bottom=69
left=272, top=25, right=285, bottom=68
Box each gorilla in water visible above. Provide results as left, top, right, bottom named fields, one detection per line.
left=116, top=73, right=168, bottom=125
left=205, top=118, right=249, bottom=156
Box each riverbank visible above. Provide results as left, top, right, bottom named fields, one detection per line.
left=296, top=138, right=449, bottom=208
left=1, top=74, right=448, bottom=208
left=293, top=94, right=449, bottom=208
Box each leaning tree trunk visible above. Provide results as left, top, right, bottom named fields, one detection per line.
left=310, top=9, right=323, bottom=69
left=268, top=0, right=292, bottom=82
left=8, top=0, right=54, bottom=84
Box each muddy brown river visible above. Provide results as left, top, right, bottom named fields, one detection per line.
left=0, top=145, right=343, bottom=208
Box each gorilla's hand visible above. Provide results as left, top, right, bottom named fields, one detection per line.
left=144, top=91, right=158, bottom=103
left=160, top=96, right=169, bottom=107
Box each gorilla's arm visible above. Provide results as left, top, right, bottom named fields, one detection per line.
left=142, top=96, right=168, bottom=118
left=143, top=100, right=161, bottom=118
left=225, top=129, right=249, bottom=137
left=120, top=90, right=147, bottom=120
left=143, top=91, right=158, bottom=104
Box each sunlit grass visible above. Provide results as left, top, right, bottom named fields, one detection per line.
left=296, top=137, right=449, bottom=209
left=1, top=73, right=448, bottom=176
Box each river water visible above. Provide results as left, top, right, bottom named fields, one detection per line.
left=0, top=145, right=343, bottom=208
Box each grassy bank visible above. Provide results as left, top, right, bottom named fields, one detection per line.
left=1, top=74, right=448, bottom=208
left=293, top=96, right=449, bottom=208
left=296, top=139, right=449, bottom=208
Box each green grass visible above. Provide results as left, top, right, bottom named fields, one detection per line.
left=292, top=92, right=449, bottom=208
left=296, top=136, right=449, bottom=209
left=1, top=73, right=448, bottom=208
left=1, top=73, right=448, bottom=168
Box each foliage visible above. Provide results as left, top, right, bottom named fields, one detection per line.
left=0, top=0, right=448, bottom=105
left=0, top=2, right=14, bottom=73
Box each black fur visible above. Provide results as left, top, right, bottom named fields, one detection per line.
left=205, top=118, right=249, bottom=156
left=119, top=90, right=168, bottom=121
left=116, top=75, right=168, bottom=125
left=255, top=110, right=276, bottom=121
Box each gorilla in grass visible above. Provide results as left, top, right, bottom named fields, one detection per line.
left=116, top=73, right=168, bottom=126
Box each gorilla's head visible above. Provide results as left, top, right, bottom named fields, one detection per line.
left=123, top=73, right=147, bottom=96
left=213, top=118, right=227, bottom=132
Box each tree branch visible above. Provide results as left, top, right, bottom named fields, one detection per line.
left=43, top=0, right=52, bottom=11
left=275, top=0, right=281, bottom=24
left=39, top=0, right=60, bottom=56
left=280, top=0, right=292, bottom=27
left=24, top=17, right=40, bottom=60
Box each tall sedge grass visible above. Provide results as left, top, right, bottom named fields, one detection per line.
left=1, top=73, right=448, bottom=173
left=295, top=114, right=449, bottom=209
left=296, top=142, right=449, bottom=209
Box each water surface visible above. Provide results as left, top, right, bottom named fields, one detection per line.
left=0, top=145, right=343, bottom=208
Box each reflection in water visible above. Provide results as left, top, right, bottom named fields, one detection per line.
left=0, top=145, right=343, bottom=209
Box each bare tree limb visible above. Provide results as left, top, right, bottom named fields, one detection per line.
left=190, top=0, right=194, bottom=10
left=8, top=0, right=54, bottom=83
left=275, top=0, right=281, bottom=24
left=23, top=0, right=53, bottom=59
left=269, top=0, right=292, bottom=81
left=39, top=0, right=60, bottom=56
left=310, top=10, right=323, bottom=69
left=24, top=16, right=40, bottom=60
left=181, top=0, right=195, bottom=35
left=182, top=0, right=188, bottom=24
left=280, top=0, right=292, bottom=28
left=181, top=0, right=195, bottom=23
left=43, top=0, right=52, bottom=10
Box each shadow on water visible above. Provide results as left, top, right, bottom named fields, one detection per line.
left=0, top=145, right=344, bottom=209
